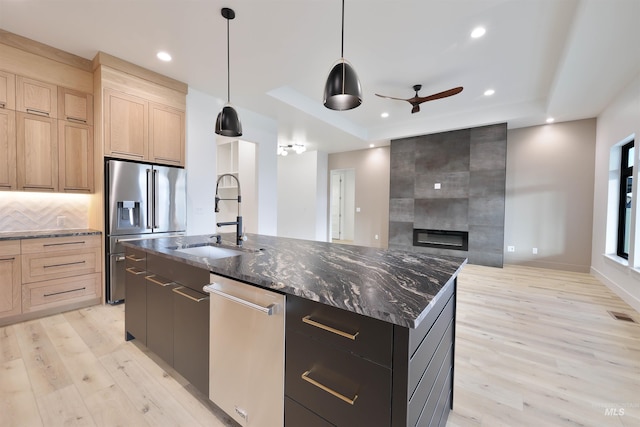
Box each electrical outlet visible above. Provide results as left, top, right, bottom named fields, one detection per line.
left=507, top=245, right=515, bottom=252
left=56, top=216, right=66, bottom=227
left=434, top=183, right=441, bottom=190
left=532, top=247, right=538, bottom=254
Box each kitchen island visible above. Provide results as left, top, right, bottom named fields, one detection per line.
left=123, top=233, right=467, bottom=427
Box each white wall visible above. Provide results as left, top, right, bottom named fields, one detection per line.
left=277, top=150, right=328, bottom=241
left=185, top=88, right=278, bottom=237
left=591, top=72, right=640, bottom=312
left=505, top=119, right=596, bottom=272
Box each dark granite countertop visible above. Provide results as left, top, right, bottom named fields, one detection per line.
left=123, top=233, right=467, bottom=329
left=0, top=228, right=102, bottom=241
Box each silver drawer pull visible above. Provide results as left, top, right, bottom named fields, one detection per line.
left=203, top=284, right=276, bottom=315
left=125, top=267, right=146, bottom=275
left=172, top=286, right=208, bottom=303
left=302, top=315, right=359, bottom=341
left=44, top=286, right=86, bottom=297
left=145, top=275, right=175, bottom=287
left=125, top=254, right=146, bottom=262
left=301, top=371, right=358, bottom=405
left=44, top=260, right=85, bottom=269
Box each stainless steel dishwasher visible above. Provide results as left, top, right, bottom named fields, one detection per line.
left=203, top=274, right=285, bottom=427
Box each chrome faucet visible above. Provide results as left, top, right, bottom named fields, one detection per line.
left=215, top=173, right=244, bottom=246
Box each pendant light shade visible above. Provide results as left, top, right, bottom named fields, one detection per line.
left=323, top=0, right=362, bottom=111
left=215, top=7, right=242, bottom=137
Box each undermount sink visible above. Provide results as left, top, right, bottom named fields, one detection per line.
left=173, top=244, right=245, bottom=260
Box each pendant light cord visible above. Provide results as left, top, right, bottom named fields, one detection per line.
left=226, top=17, right=230, bottom=103
left=341, top=0, right=345, bottom=59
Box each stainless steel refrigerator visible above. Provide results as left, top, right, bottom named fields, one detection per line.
left=105, top=159, right=186, bottom=303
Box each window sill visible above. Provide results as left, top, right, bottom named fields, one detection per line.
left=603, top=253, right=629, bottom=270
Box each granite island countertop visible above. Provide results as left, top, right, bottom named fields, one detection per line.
left=0, top=228, right=102, bottom=241
left=123, top=233, right=467, bottom=329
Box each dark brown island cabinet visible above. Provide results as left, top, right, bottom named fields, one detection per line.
left=124, top=247, right=210, bottom=395
left=285, top=278, right=455, bottom=427
left=125, top=246, right=457, bottom=426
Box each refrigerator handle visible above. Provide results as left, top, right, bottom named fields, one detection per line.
left=153, top=169, right=159, bottom=229
left=146, top=168, right=153, bottom=230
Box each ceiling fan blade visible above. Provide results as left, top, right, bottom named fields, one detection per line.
left=417, top=86, right=463, bottom=103
left=375, top=93, right=412, bottom=102
left=411, top=104, right=420, bottom=114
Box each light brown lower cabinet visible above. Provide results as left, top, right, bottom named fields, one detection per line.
left=0, top=235, right=102, bottom=325
left=0, top=241, right=21, bottom=319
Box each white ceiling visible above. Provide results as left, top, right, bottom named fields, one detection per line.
left=1, top=0, right=638, bottom=154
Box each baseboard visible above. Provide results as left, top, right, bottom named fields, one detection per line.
left=591, top=266, right=640, bottom=314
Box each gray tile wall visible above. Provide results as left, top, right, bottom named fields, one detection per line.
left=389, top=123, right=507, bottom=267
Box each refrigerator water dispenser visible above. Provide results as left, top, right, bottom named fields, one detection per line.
left=118, top=201, right=140, bottom=228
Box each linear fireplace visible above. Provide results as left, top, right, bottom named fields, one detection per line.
left=413, top=229, right=469, bottom=252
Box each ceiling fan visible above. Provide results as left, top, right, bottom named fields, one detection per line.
left=375, top=84, right=463, bottom=114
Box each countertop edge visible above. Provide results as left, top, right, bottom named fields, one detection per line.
left=0, top=229, right=102, bottom=241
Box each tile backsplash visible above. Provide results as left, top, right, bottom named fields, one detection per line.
left=0, top=192, right=90, bottom=232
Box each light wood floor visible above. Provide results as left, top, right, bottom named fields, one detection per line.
left=0, top=265, right=638, bottom=426
left=448, top=264, right=640, bottom=427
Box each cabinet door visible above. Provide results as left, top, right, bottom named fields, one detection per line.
left=146, top=274, right=175, bottom=365
left=16, top=76, right=57, bottom=118
left=0, top=108, right=16, bottom=190
left=104, top=88, right=148, bottom=160
left=58, top=87, right=93, bottom=125
left=58, top=120, right=94, bottom=192
left=125, top=264, right=147, bottom=344
left=173, top=286, right=209, bottom=395
left=16, top=112, right=58, bottom=191
left=0, top=241, right=21, bottom=319
left=0, top=70, right=16, bottom=110
left=149, top=102, right=185, bottom=166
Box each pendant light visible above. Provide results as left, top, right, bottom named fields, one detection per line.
left=215, top=7, right=242, bottom=137
left=323, top=0, right=362, bottom=111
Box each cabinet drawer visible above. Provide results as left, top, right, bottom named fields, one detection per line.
left=285, top=396, right=334, bottom=427
left=22, top=246, right=100, bottom=283
left=22, top=272, right=100, bottom=313
left=125, top=247, right=147, bottom=268
left=21, top=235, right=100, bottom=254
left=0, top=240, right=20, bottom=256
left=147, top=253, right=209, bottom=292
left=285, top=330, right=392, bottom=427
left=286, top=295, right=393, bottom=367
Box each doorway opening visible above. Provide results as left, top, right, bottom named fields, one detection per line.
left=330, top=169, right=355, bottom=243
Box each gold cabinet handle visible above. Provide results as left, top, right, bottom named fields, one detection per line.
left=125, top=267, right=146, bottom=275
left=302, top=315, right=359, bottom=340
left=125, top=254, right=146, bottom=262
left=145, top=275, right=175, bottom=287
left=301, top=371, right=358, bottom=405
left=172, top=286, right=208, bottom=303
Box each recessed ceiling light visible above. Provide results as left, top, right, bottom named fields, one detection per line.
left=157, top=51, right=172, bottom=62
left=546, top=117, right=555, bottom=123
left=381, top=112, right=389, bottom=118
left=369, top=144, right=375, bottom=148
left=484, top=89, right=495, bottom=96
left=471, top=27, right=486, bottom=39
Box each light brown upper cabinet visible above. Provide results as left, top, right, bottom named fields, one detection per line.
left=16, top=76, right=57, bottom=118
left=16, top=112, right=58, bottom=192
left=149, top=102, right=185, bottom=166
left=58, top=120, right=93, bottom=192
left=104, top=88, right=148, bottom=161
left=58, top=87, right=93, bottom=125
left=0, top=70, right=16, bottom=110
left=0, top=108, right=17, bottom=190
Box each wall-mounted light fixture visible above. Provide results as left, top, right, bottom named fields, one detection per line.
left=278, top=144, right=307, bottom=156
